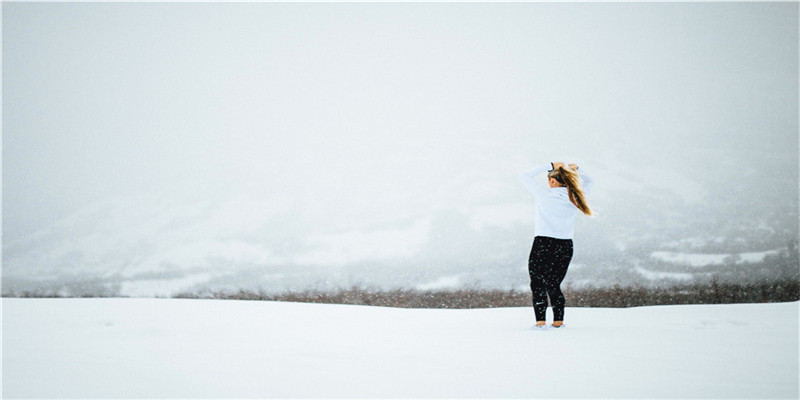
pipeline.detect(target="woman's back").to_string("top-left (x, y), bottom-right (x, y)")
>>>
top-left (533, 186), bottom-right (581, 239)
top-left (519, 163), bottom-right (594, 239)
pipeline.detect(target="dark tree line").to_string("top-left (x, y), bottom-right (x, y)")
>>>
top-left (172, 280), bottom-right (799, 309)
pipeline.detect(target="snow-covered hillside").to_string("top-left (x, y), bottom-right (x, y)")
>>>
top-left (4, 184), bottom-right (797, 298)
top-left (3, 299), bottom-right (798, 398)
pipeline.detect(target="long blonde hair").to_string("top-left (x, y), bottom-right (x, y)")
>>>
top-left (548, 166), bottom-right (592, 216)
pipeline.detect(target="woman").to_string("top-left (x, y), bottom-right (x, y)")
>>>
top-left (519, 162), bottom-right (594, 328)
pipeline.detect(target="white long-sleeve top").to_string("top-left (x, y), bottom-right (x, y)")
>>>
top-left (519, 164), bottom-right (595, 240)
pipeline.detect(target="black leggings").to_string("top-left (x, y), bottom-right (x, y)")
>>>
top-left (528, 236), bottom-right (574, 322)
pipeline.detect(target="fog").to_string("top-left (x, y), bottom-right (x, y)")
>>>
top-left (3, 2), bottom-right (798, 296)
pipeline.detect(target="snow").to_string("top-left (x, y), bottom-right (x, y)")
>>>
top-left (2, 298), bottom-right (798, 399)
top-left (739, 249), bottom-right (783, 263)
top-left (651, 251), bottom-right (729, 267)
top-left (635, 266), bottom-right (695, 281)
top-left (650, 249), bottom-right (784, 268)
top-left (415, 275), bottom-right (462, 291)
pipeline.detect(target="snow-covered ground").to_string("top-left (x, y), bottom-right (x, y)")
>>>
top-left (2, 298), bottom-right (798, 399)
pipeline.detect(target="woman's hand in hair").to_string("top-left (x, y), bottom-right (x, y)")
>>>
top-left (552, 162), bottom-right (565, 170)
top-left (568, 163), bottom-right (578, 171)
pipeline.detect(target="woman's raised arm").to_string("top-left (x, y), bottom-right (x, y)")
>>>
top-left (519, 164), bottom-right (551, 197)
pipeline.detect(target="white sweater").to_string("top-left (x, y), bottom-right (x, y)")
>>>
top-left (519, 164), bottom-right (595, 240)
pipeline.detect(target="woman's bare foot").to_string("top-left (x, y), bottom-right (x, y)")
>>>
top-left (552, 321), bottom-right (564, 328)
top-left (535, 321), bottom-right (546, 327)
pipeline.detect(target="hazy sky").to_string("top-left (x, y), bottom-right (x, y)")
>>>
top-left (3, 2), bottom-right (798, 286)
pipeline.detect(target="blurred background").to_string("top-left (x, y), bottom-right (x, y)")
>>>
top-left (3, 2), bottom-right (798, 297)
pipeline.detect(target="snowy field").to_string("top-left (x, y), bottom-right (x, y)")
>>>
top-left (2, 299), bottom-right (798, 399)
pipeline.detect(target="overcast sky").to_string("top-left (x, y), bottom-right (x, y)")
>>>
top-left (4, 2), bottom-right (798, 254)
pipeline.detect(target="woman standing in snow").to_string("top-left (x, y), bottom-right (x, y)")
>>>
top-left (520, 162), bottom-right (594, 328)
